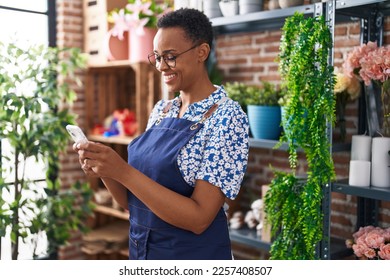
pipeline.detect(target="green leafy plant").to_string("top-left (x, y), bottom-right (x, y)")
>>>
top-left (224, 81), bottom-right (253, 112)
top-left (264, 12), bottom-right (336, 259)
top-left (245, 81), bottom-right (282, 106)
top-left (0, 42), bottom-right (95, 259)
top-left (225, 81), bottom-right (281, 110)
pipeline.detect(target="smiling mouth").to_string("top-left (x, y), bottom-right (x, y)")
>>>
top-left (164, 73), bottom-right (176, 83)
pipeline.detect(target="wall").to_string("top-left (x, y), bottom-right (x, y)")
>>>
top-left (56, 0), bottom-right (390, 259)
top-left (57, 0), bottom-right (88, 260)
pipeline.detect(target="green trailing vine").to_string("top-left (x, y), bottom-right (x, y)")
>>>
top-left (264, 12), bottom-right (336, 259)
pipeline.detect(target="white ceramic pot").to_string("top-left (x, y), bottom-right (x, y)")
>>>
top-left (239, 0), bottom-right (263, 14)
top-left (278, 0), bottom-right (304, 9)
top-left (219, 1), bottom-right (239, 17)
top-left (203, 0), bottom-right (222, 18)
top-left (370, 137), bottom-right (390, 188)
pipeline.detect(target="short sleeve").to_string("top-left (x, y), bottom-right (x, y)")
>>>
top-left (146, 100), bottom-right (164, 130)
top-left (195, 100), bottom-right (249, 200)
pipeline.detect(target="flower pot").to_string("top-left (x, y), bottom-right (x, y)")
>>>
top-left (219, 1), bottom-right (239, 17)
top-left (370, 137), bottom-right (390, 188)
top-left (239, 0), bottom-right (263, 15)
top-left (278, 0), bottom-right (304, 9)
top-left (247, 105), bottom-right (281, 140)
top-left (268, 0), bottom-right (280, 10)
top-left (104, 31), bottom-right (129, 61)
top-left (203, 0), bottom-right (223, 18)
top-left (129, 27), bottom-right (157, 63)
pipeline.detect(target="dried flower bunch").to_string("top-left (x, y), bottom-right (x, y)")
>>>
top-left (334, 67), bottom-right (361, 100)
top-left (333, 67), bottom-right (361, 141)
top-left (346, 225), bottom-right (390, 260)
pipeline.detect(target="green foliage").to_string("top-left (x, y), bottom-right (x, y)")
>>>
top-left (0, 42), bottom-right (94, 259)
top-left (264, 12), bottom-right (336, 260)
top-left (245, 81), bottom-right (282, 106)
top-left (225, 81), bottom-right (282, 111)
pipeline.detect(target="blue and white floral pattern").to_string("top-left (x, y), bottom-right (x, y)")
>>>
top-left (146, 86), bottom-right (249, 199)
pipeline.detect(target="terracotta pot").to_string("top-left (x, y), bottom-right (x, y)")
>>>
top-left (268, 0), bottom-right (280, 10)
top-left (103, 31), bottom-right (129, 61)
top-left (129, 27), bottom-right (157, 63)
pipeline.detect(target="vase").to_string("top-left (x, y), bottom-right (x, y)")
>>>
top-left (364, 80), bottom-right (390, 137)
top-left (370, 137), bottom-right (390, 188)
top-left (335, 91), bottom-right (348, 142)
top-left (381, 80), bottom-right (390, 137)
top-left (129, 27), bottom-right (157, 63)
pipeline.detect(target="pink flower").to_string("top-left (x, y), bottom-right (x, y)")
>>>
top-left (378, 243), bottom-right (390, 260)
top-left (365, 230), bottom-right (385, 249)
top-left (363, 247), bottom-right (377, 259)
top-left (342, 41), bottom-right (378, 78)
top-left (348, 225), bottom-right (390, 260)
top-left (359, 46), bottom-right (390, 85)
top-left (126, 0), bottom-right (153, 19)
top-left (107, 0), bottom-right (172, 38)
top-left (352, 243), bottom-right (365, 258)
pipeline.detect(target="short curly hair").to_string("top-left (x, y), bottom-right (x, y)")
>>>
top-left (157, 8), bottom-right (214, 50)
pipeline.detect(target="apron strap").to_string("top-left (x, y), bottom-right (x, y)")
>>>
top-left (155, 96), bottom-right (230, 128)
top-left (155, 101), bottom-right (173, 125)
top-left (190, 96), bottom-right (229, 131)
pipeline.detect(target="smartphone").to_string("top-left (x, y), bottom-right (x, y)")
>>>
top-left (66, 124), bottom-right (88, 144)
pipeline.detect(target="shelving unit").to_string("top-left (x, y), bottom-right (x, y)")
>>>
top-left (211, 0), bottom-right (390, 259)
top-left (82, 61), bottom-right (162, 259)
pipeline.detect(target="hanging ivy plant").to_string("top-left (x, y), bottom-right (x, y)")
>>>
top-left (264, 12), bottom-right (336, 259)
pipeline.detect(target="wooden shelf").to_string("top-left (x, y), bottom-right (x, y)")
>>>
top-left (88, 60), bottom-right (149, 69)
top-left (88, 134), bottom-right (136, 145)
top-left (94, 204), bottom-right (129, 220)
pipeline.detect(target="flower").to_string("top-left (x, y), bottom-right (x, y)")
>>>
top-left (342, 42), bottom-right (390, 136)
top-left (334, 68), bottom-right (361, 100)
top-left (342, 41), bottom-right (378, 79)
top-left (346, 225), bottom-right (390, 260)
top-left (333, 67), bottom-right (361, 141)
top-left (357, 46), bottom-right (390, 86)
top-left (108, 0), bottom-right (172, 37)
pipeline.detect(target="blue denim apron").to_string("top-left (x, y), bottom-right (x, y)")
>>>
top-left (127, 98), bottom-right (232, 260)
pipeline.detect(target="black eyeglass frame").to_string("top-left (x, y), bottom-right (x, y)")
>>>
top-left (147, 44), bottom-right (199, 69)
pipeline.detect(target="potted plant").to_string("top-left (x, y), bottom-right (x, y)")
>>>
top-left (0, 42), bottom-right (95, 259)
top-left (224, 81), bottom-right (253, 113)
top-left (107, 0), bottom-right (173, 63)
top-left (245, 81), bottom-right (283, 140)
top-left (264, 12), bottom-right (336, 259)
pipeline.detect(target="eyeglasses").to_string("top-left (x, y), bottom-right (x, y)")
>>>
top-left (147, 45), bottom-right (198, 69)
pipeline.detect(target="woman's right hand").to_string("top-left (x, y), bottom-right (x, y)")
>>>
top-left (73, 141), bottom-right (100, 177)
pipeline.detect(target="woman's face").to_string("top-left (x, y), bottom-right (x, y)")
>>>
top-left (152, 27), bottom-right (200, 93)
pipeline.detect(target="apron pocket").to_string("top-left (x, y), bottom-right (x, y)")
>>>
top-left (129, 224), bottom-right (150, 260)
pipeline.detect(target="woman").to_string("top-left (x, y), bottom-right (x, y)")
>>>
top-left (75, 8), bottom-right (249, 260)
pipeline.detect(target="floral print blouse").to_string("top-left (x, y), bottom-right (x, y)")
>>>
top-left (145, 86), bottom-right (249, 200)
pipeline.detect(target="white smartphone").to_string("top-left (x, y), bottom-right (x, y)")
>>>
top-left (66, 124), bottom-right (88, 144)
